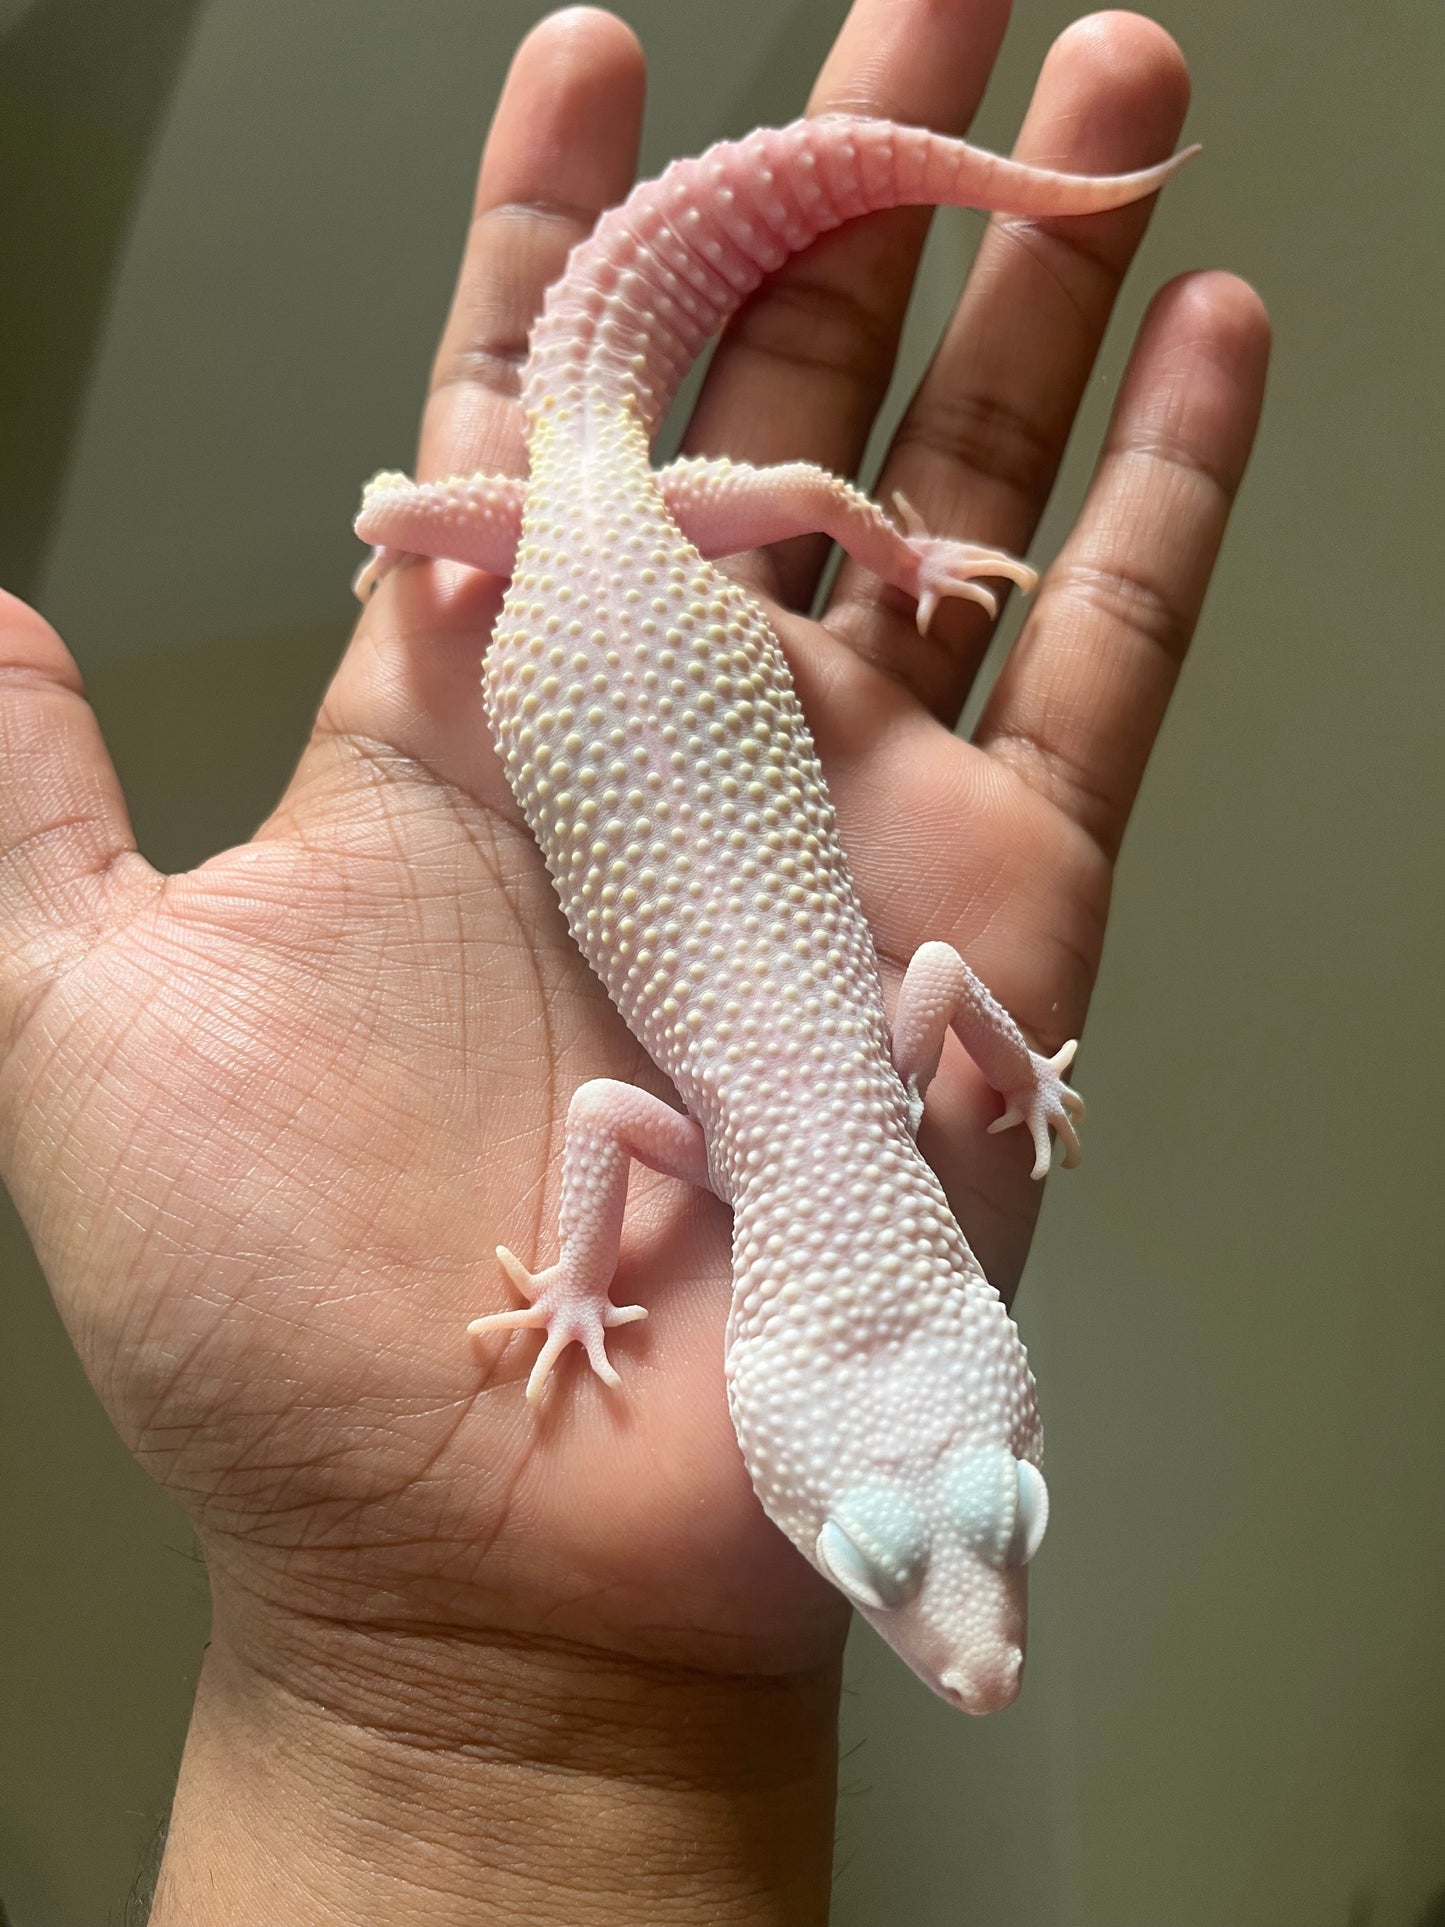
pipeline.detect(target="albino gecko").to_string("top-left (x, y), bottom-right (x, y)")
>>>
top-left (354, 117), bottom-right (1191, 1713)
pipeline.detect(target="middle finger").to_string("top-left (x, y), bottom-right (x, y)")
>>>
top-left (680, 0), bottom-right (1012, 613)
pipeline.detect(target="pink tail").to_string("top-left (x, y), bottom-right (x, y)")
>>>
top-left (523, 115), bottom-right (1196, 434)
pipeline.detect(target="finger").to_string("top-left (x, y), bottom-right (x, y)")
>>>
top-left (681, 0), bottom-right (1011, 612)
top-left (829, 10), bottom-right (1191, 720)
top-left (975, 270), bottom-right (1270, 858)
top-left (0, 592), bottom-right (157, 1053)
top-left (416, 6), bottom-right (645, 483)
top-left (286, 12), bottom-right (646, 831)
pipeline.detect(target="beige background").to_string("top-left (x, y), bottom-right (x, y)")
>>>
top-left (1, 1), bottom-right (1441, 1922)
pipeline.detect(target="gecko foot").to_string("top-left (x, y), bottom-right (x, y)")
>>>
top-left (469, 1246), bottom-right (648, 1402)
top-left (893, 492), bottom-right (1038, 634)
top-left (987, 1041), bottom-right (1086, 1180)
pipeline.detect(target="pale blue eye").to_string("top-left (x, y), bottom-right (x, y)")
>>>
top-left (815, 1486), bottom-right (928, 1609)
top-left (943, 1445), bottom-right (1049, 1567)
top-left (1012, 1461), bottom-right (1049, 1564)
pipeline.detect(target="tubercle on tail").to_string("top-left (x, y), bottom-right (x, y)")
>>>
top-left (521, 116), bottom-right (1197, 437)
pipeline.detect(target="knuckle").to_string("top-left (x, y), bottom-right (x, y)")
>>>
top-left (892, 386), bottom-right (1058, 506)
top-left (1048, 554), bottom-right (1194, 663)
top-left (995, 209), bottom-right (1124, 289)
top-left (724, 270), bottom-right (899, 393)
top-left (429, 198), bottom-right (602, 403)
top-left (1005, 726), bottom-right (1122, 833)
top-left (429, 338), bottom-right (529, 406)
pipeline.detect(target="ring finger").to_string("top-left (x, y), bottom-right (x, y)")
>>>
top-left (827, 10), bottom-right (1192, 722)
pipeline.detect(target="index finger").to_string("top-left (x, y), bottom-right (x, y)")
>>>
top-left (416, 7), bottom-right (645, 484)
top-left (276, 11), bottom-right (646, 833)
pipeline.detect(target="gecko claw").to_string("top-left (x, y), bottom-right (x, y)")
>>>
top-left (493, 1244), bottom-right (539, 1301)
top-left (352, 543), bottom-right (407, 603)
top-left (987, 1042), bottom-right (1085, 1179)
top-left (893, 490), bottom-right (1036, 635)
top-left (893, 490), bottom-right (927, 538)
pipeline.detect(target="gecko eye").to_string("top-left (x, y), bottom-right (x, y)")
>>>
top-left (942, 1445), bottom-right (1049, 1568)
top-left (815, 1486), bottom-right (928, 1610)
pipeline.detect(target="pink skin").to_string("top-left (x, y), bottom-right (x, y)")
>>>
top-left (0, 3), bottom-right (1267, 1909)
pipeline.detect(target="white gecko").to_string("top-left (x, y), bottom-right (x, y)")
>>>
top-left (355, 116), bottom-right (1191, 1713)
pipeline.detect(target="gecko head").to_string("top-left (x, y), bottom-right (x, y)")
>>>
top-left (814, 1443), bottom-right (1049, 1715)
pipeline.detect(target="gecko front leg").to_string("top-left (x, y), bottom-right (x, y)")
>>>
top-left (472, 1078), bottom-right (713, 1401)
top-left (892, 940), bottom-right (1085, 1177)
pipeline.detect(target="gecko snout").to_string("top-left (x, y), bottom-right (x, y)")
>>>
top-left (810, 1446), bottom-right (1047, 1712)
top-left (941, 1644), bottom-right (1025, 1716)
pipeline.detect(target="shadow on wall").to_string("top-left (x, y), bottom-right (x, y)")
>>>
top-left (0, 0), bottom-right (204, 600)
top-left (1345, 1892), bottom-right (1445, 1927)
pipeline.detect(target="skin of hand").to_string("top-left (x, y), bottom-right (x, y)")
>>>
top-left (0, 4), bottom-right (1267, 1922)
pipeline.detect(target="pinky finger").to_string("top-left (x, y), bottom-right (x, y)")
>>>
top-left (975, 272), bottom-right (1269, 861)
top-left (0, 593), bottom-right (156, 1052)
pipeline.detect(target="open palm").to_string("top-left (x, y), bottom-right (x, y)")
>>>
top-left (0, 2), bottom-right (1265, 1695)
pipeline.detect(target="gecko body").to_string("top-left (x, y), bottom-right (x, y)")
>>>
top-left (356, 117), bottom-right (1190, 1710)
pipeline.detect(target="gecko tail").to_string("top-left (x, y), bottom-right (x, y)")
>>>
top-left (523, 118), bottom-right (1198, 433)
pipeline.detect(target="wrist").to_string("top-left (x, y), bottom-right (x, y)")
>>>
top-left (149, 1600), bottom-right (841, 1927)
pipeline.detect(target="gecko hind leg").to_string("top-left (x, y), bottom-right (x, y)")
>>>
top-left (656, 456), bottom-right (1037, 635)
top-left (891, 940), bottom-right (1085, 1178)
top-left (470, 1079), bottom-right (713, 1402)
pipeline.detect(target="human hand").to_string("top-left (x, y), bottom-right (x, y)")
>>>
top-left (0, 3), bottom-right (1266, 1920)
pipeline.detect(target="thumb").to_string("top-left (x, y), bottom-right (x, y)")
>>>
top-left (0, 590), bottom-right (158, 1056)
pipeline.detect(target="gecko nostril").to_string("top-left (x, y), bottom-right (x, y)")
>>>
top-left (999, 1646), bottom-right (1024, 1697)
top-left (941, 1647), bottom-right (1024, 1715)
top-left (940, 1669), bottom-right (978, 1712)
